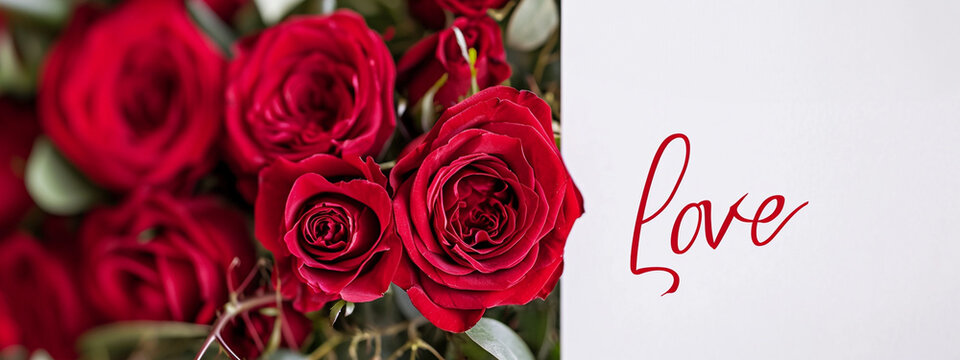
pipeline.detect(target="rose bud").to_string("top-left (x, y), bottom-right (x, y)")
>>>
top-left (39, 0), bottom-right (226, 193)
top-left (391, 86), bottom-right (583, 332)
top-left (0, 99), bottom-right (39, 234)
top-left (256, 154), bottom-right (401, 312)
top-left (79, 193), bottom-right (256, 324)
top-left (436, 0), bottom-right (508, 17)
top-left (0, 232), bottom-right (92, 359)
top-left (397, 16), bottom-right (510, 111)
top-left (226, 11), bottom-right (396, 201)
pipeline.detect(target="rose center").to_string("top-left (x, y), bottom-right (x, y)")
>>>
top-left (451, 175), bottom-right (514, 247)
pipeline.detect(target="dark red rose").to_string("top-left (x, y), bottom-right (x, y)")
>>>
top-left (436, 0), bottom-right (508, 17)
top-left (202, 0), bottom-right (248, 21)
top-left (398, 16), bottom-right (510, 110)
top-left (0, 232), bottom-right (92, 359)
top-left (40, 0), bottom-right (226, 193)
top-left (226, 11), bottom-right (396, 201)
top-left (391, 86), bottom-right (583, 332)
top-left (222, 301), bottom-right (312, 359)
top-left (256, 154), bottom-right (401, 312)
top-left (407, 0), bottom-right (447, 30)
top-left (0, 99), bottom-right (39, 234)
top-left (80, 193), bottom-right (256, 324)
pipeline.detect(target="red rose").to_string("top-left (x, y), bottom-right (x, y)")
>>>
top-left (201, 0), bottom-right (248, 21)
top-left (0, 99), bottom-right (39, 234)
top-left (256, 155), bottom-right (401, 312)
top-left (407, 0), bottom-right (447, 30)
top-left (222, 301), bottom-right (312, 359)
top-left (391, 86), bottom-right (583, 332)
top-left (0, 232), bottom-right (92, 359)
top-left (40, 0), bottom-right (226, 193)
top-left (436, 0), bottom-right (508, 17)
top-left (80, 193), bottom-right (256, 324)
top-left (397, 16), bottom-right (510, 109)
top-left (226, 11), bottom-right (396, 201)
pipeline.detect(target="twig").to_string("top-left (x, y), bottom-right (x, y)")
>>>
top-left (193, 294), bottom-right (276, 360)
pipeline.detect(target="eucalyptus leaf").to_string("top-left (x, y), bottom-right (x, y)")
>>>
top-left (464, 318), bottom-right (535, 360)
top-left (263, 349), bottom-right (308, 360)
top-left (25, 137), bottom-right (101, 216)
top-left (186, 0), bottom-right (236, 56)
top-left (505, 0), bottom-right (559, 51)
top-left (391, 284), bottom-right (424, 320)
top-left (343, 301), bottom-right (355, 318)
top-left (255, 0), bottom-right (304, 25)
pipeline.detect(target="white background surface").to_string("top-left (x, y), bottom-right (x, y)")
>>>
top-left (560, 1), bottom-right (960, 358)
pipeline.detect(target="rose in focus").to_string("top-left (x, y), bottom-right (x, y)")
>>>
top-left (391, 86), bottom-right (583, 332)
top-left (256, 155), bottom-right (402, 312)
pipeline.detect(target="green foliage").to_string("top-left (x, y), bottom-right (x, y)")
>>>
top-left (465, 318), bottom-right (535, 360)
top-left (24, 137), bottom-right (103, 216)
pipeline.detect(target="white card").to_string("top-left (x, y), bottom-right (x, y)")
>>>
top-left (561, 0), bottom-right (960, 358)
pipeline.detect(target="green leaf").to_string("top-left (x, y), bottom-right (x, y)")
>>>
top-left (255, 0), bottom-right (304, 25)
top-left (263, 349), bottom-right (308, 360)
top-left (0, 0), bottom-right (69, 24)
top-left (0, 30), bottom-right (32, 95)
top-left (186, 0), bottom-right (237, 57)
top-left (505, 0), bottom-right (559, 51)
top-left (24, 137), bottom-right (101, 215)
top-left (78, 321), bottom-right (210, 352)
top-left (391, 284), bottom-right (424, 320)
top-left (329, 300), bottom-right (345, 325)
top-left (464, 318), bottom-right (535, 360)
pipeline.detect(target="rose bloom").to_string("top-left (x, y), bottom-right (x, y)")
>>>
top-left (436, 0), bottom-right (508, 17)
top-left (391, 87), bottom-right (583, 332)
top-left (0, 99), bottom-right (39, 234)
top-left (226, 11), bottom-right (396, 200)
top-left (0, 232), bottom-right (92, 359)
top-left (40, 0), bottom-right (225, 193)
top-left (397, 16), bottom-right (510, 110)
top-left (80, 193), bottom-right (256, 324)
top-left (256, 155), bottom-right (401, 312)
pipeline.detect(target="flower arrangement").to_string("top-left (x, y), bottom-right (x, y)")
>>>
top-left (0, 0), bottom-right (575, 359)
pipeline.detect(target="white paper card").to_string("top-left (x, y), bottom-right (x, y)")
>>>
top-left (561, 1), bottom-right (960, 358)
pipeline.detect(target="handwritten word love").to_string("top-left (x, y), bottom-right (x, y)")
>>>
top-left (630, 133), bottom-right (808, 295)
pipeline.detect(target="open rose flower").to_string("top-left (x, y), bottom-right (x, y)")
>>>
top-left (80, 193), bottom-right (256, 324)
top-left (226, 11), bottom-right (396, 201)
top-left (436, 0), bottom-right (508, 17)
top-left (397, 16), bottom-right (510, 110)
top-left (0, 232), bottom-right (92, 359)
top-left (256, 154), bottom-right (402, 312)
top-left (39, 0), bottom-right (225, 193)
top-left (391, 86), bottom-right (583, 332)
top-left (0, 99), bottom-right (39, 234)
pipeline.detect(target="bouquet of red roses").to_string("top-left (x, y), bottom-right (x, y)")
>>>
top-left (0, 0), bottom-right (577, 358)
